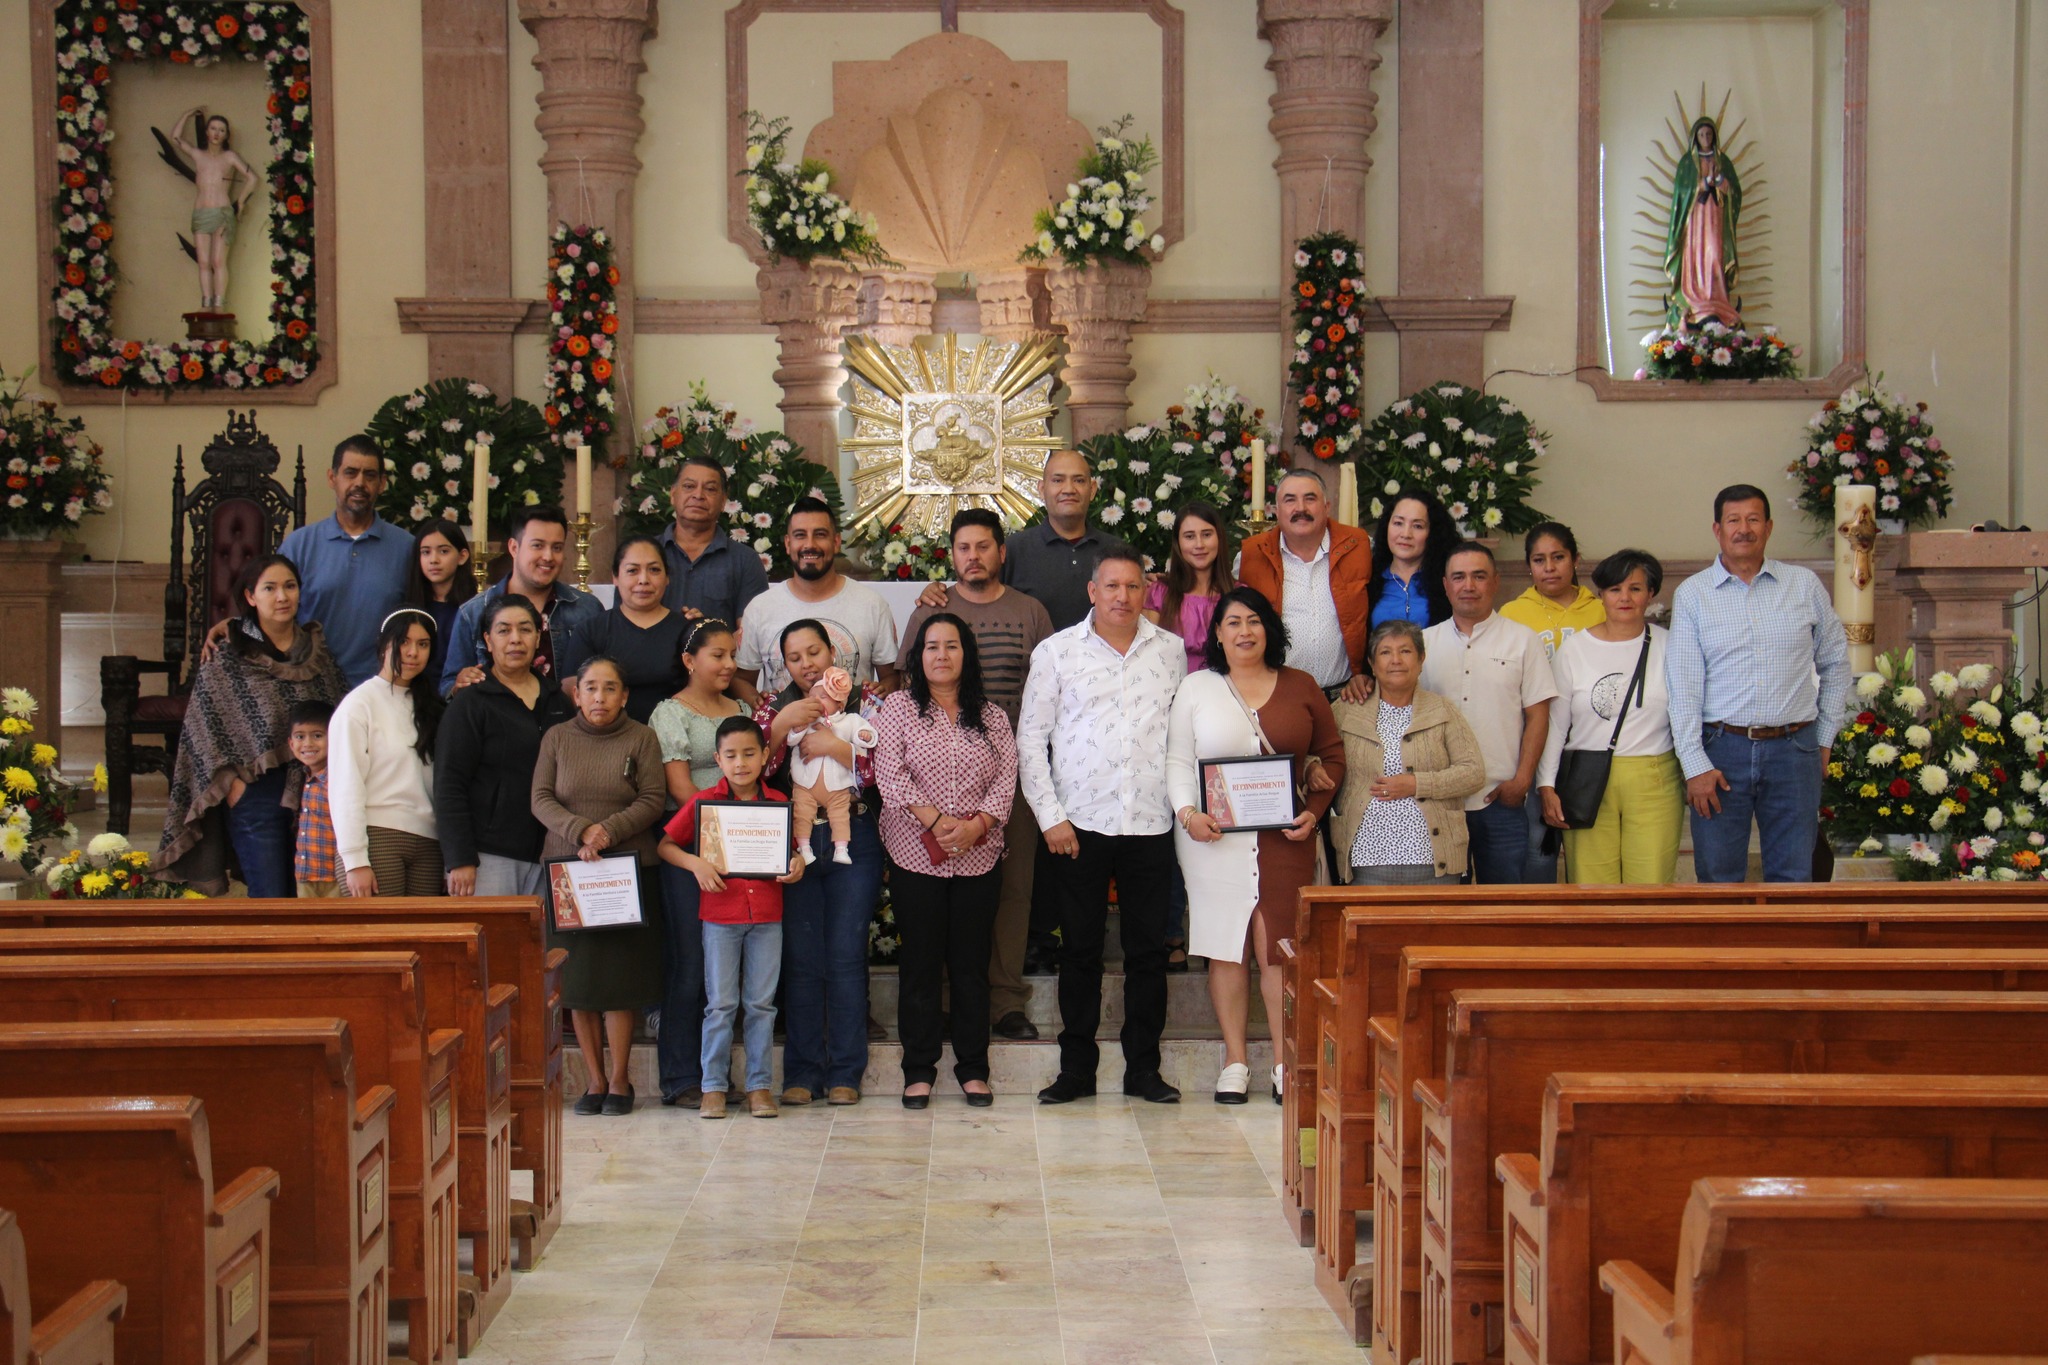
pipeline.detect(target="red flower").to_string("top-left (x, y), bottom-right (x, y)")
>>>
top-left (290, 80), bottom-right (310, 101)
top-left (1889, 778), bottom-right (1912, 799)
top-left (600, 314), bottom-right (619, 334)
top-left (543, 405), bottom-right (562, 427)
top-left (1834, 431), bottom-right (1857, 452)
top-left (1855, 711), bottom-right (1875, 725)
top-left (283, 319), bottom-right (309, 340)
top-left (215, 14), bottom-right (240, 36)
top-left (91, 222), bottom-right (113, 242)
top-left (63, 170), bottom-right (85, 189)
top-left (90, 16), bottom-right (107, 32)
top-left (267, 93), bottom-right (280, 115)
top-left (170, 50), bottom-right (191, 63)
top-left (63, 264), bottom-right (85, 286)
top-left (6, 477), bottom-right (27, 491)
top-left (120, 341), bottom-right (141, 361)
top-left (58, 95), bottom-right (77, 113)
top-left (1313, 437), bottom-right (1337, 460)
top-left (660, 430), bottom-right (681, 449)
top-left (606, 266), bottom-right (620, 285)
top-left (286, 194), bottom-right (306, 214)
top-left (1297, 281), bottom-right (1316, 298)
top-left (98, 367), bottom-right (121, 386)
top-left (263, 367), bottom-right (283, 384)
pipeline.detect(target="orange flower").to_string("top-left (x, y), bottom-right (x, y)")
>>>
top-left (120, 341), bottom-right (140, 361)
top-left (215, 14), bottom-right (240, 37)
top-left (600, 315), bottom-right (619, 335)
top-left (290, 80), bottom-right (310, 101)
top-left (591, 358), bottom-right (613, 382)
top-left (267, 93), bottom-right (280, 116)
top-left (285, 319), bottom-right (310, 340)
top-left (661, 430), bottom-right (682, 449)
top-left (1300, 393), bottom-right (1319, 410)
top-left (2016, 849), bottom-right (2042, 870)
top-left (1298, 281), bottom-right (1316, 298)
top-left (1337, 292), bottom-right (1355, 309)
top-left (63, 264), bottom-right (84, 286)
top-left (1313, 437), bottom-right (1337, 460)
top-left (263, 367), bottom-right (283, 384)
top-left (64, 170), bottom-right (86, 189)
top-left (1325, 323), bottom-right (1346, 343)
top-left (606, 267), bottom-right (620, 285)
top-left (1874, 458), bottom-right (1890, 476)
top-left (170, 50), bottom-right (191, 63)
top-left (542, 405), bottom-right (562, 427)
top-left (92, 222), bottom-right (113, 242)
top-left (98, 367), bottom-right (121, 386)
top-left (1834, 431), bottom-right (1857, 452)
top-left (567, 335), bottom-right (591, 357)
top-left (7, 476), bottom-right (28, 490)
top-left (180, 357), bottom-right (205, 381)
top-left (285, 195), bottom-right (306, 215)
top-left (60, 336), bottom-right (80, 355)
top-left (59, 95), bottom-right (77, 113)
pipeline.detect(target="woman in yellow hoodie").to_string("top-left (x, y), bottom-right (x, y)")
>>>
top-left (1501, 522), bottom-right (1605, 882)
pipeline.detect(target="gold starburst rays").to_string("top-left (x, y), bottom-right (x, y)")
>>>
top-left (843, 333), bottom-right (1062, 538)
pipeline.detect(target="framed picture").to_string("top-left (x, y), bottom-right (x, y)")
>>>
top-left (695, 800), bottom-right (794, 880)
top-left (543, 855), bottom-right (645, 932)
top-left (1198, 755), bottom-right (1299, 833)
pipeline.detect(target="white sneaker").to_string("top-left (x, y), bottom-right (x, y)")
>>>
top-left (1214, 1062), bottom-right (1250, 1105)
top-left (1272, 1064), bottom-right (1285, 1103)
top-left (832, 844), bottom-right (853, 865)
top-left (799, 843), bottom-right (817, 865)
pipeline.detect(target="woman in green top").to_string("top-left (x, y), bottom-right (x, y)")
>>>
top-left (644, 618), bottom-right (750, 1107)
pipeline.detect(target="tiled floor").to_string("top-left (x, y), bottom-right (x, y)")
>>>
top-left (469, 1096), bottom-right (1360, 1365)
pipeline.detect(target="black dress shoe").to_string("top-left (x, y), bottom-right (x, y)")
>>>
top-left (1037, 1073), bottom-right (1096, 1104)
top-left (573, 1088), bottom-right (607, 1116)
top-left (964, 1087), bottom-right (995, 1108)
top-left (602, 1084), bottom-right (635, 1116)
top-left (992, 1011), bottom-right (1040, 1041)
top-left (901, 1089), bottom-right (931, 1110)
top-left (1123, 1073), bottom-right (1181, 1104)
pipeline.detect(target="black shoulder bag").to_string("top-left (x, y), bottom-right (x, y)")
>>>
top-left (1554, 633), bottom-right (1651, 830)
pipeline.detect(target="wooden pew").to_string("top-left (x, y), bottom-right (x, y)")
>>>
top-left (0, 1019), bottom-right (395, 1365)
top-left (0, 952), bottom-right (463, 1365)
top-left (1495, 1072), bottom-right (2048, 1365)
top-left (1601, 1178), bottom-right (2048, 1365)
top-left (1278, 882), bottom-right (2048, 1246)
top-left (1913, 1358), bottom-right (2048, 1364)
top-left (1351, 946), bottom-right (2048, 1361)
top-left (0, 924), bottom-right (515, 1349)
top-left (0, 1208), bottom-right (126, 1365)
top-left (0, 1096), bottom-right (278, 1365)
top-left (0, 897), bottom-right (565, 1271)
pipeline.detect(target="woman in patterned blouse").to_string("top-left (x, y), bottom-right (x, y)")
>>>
top-left (873, 614), bottom-right (1017, 1109)
top-left (1331, 621), bottom-right (1486, 887)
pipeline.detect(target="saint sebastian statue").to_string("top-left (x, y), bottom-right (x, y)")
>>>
top-left (171, 108), bottom-right (256, 312)
top-left (1663, 115), bottom-right (1743, 331)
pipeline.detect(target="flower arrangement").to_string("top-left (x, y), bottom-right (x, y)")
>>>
top-left (37, 832), bottom-right (199, 899)
top-left (366, 379), bottom-right (557, 532)
top-left (1287, 232), bottom-right (1369, 461)
top-left (542, 223), bottom-right (617, 452)
top-left (1354, 383), bottom-right (1548, 535)
top-left (0, 370), bottom-right (113, 535)
top-left (0, 689), bottom-right (77, 869)
top-left (1636, 322), bottom-right (1800, 383)
top-left (742, 112), bottom-right (893, 267)
top-left (615, 385), bottom-right (843, 577)
top-left (1896, 830), bottom-right (2048, 883)
top-left (1788, 376), bottom-right (1953, 528)
top-left (1019, 116), bottom-right (1165, 268)
top-left (50, 1), bottom-right (320, 392)
top-left (1076, 383), bottom-right (1264, 574)
top-left (860, 523), bottom-right (971, 583)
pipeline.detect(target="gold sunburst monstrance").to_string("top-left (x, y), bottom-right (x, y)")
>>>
top-left (843, 333), bottom-right (1062, 538)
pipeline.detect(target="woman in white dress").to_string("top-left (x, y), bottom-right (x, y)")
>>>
top-left (1167, 587), bottom-right (1344, 1104)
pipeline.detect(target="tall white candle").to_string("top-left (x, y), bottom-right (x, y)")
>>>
top-left (1337, 463), bottom-right (1358, 527)
top-left (1249, 439), bottom-right (1266, 521)
top-left (470, 440), bottom-right (489, 553)
top-left (571, 435), bottom-right (592, 518)
top-left (1833, 483), bottom-right (1879, 674)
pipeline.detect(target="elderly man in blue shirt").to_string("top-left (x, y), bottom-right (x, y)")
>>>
top-left (657, 452), bottom-right (769, 627)
top-left (441, 503), bottom-right (604, 695)
top-left (276, 435), bottom-right (415, 687)
top-left (1666, 483), bottom-right (1851, 882)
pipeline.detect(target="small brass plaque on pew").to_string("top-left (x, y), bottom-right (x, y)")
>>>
top-left (433, 1096), bottom-right (452, 1136)
top-left (1426, 1157), bottom-right (1443, 1204)
top-left (492, 1043), bottom-right (509, 1078)
top-left (1323, 1037), bottom-right (1335, 1069)
top-left (361, 1167), bottom-right (383, 1221)
top-left (1299, 1128), bottom-right (1317, 1169)
top-left (1282, 990), bottom-right (1293, 1020)
top-left (1513, 1250), bottom-right (1537, 1307)
top-left (1376, 1088), bottom-right (1392, 1128)
top-left (228, 1273), bottom-right (256, 1325)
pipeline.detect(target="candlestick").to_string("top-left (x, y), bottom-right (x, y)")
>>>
top-left (571, 435), bottom-right (592, 518)
top-left (471, 540), bottom-right (492, 596)
top-left (469, 440), bottom-right (490, 562)
top-left (573, 512), bottom-right (594, 591)
top-left (1337, 462), bottom-right (1358, 527)
top-left (1833, 483), bottom-right (1880, 674)
top-left (1248, 438), bottom-right (1266, 521)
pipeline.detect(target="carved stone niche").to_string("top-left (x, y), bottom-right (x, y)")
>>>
top-left (803, 33), bottom-right (1094, 336)
top-left (1576, 0), bottom-right (1867, 401)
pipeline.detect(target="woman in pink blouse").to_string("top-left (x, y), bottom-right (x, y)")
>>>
top-left (873, 613), bottom-right (1017, 1109)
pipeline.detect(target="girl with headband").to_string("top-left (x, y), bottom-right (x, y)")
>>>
top-left (328, 607), bottom-right (447, 896)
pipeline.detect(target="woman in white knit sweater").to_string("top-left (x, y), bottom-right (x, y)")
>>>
top-left (329, 608), bottom-right (446, 896)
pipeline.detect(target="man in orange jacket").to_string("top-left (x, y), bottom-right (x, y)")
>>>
top-left (1236, 469), bottom-right (1373, 702)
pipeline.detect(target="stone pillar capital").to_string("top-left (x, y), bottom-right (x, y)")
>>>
top-left (1046, 260), bottom-right (1152, 444)
top-left (758, 259), bottom-right (863, 469)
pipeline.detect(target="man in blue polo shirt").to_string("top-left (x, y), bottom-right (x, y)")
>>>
top-left (277, 435), bottom-right (415, 687)
top-left (658, 452), bottom-right (769, 627)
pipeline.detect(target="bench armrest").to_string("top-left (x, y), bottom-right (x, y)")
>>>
top-left (29, 1279), bottom-right (126, 1365)
top-left (1278, 937), bottom-right (1298, 964)
top-left (1413, 1075), bottom-right (1448, 1117)
top-left (356, 1084), bottom-right (398, 1132)
top-left (488, 982), bottom-right (520, 1012)
top-left (1496, 1152), bottom-right (1542, 1207)
top-left (1600, 1259), bottom-right (1676, 1365)
top-left (212, 1165), bottom-right (283, 1227)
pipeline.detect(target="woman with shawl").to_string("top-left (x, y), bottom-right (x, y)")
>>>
top-left (158, 553), bottom-right (347, 895)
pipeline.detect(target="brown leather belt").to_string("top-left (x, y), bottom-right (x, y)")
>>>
top-left (1705, 719), bottom-right (1814, 741)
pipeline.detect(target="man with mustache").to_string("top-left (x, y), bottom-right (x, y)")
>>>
top-left (1236, 469), bottom-right (1373, 704)
top-left (734, 497), bottom-right (900, 698)
top-left (274, 435), bottom-right (416, 688)
top-left (1666, 484), bottom-right (1849, 881)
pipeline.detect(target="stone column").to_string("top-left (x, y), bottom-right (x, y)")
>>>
top-left (1046, 261), bottom-right (1152, 445)
top-left (420, 0), bottom-right (516, 394)
top-left (758, 259), bottom-right (863, 468)
top-left (1257, 0), bottom-right (1393, 458)
top-left (850, 271), bottom-right (938, 347)
top-left (977, 268), bottom-right (1051, 342)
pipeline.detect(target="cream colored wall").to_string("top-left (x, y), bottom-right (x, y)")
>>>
top-left (1484, 0), bottom-right (2034, 562)
top-left (0, 0), bottom-right (430, 568)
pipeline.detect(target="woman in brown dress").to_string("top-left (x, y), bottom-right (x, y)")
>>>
top-left (531, 655), bottom-right (668, 1116)
top-left (1166, 586), bottom-right (1344, 1104)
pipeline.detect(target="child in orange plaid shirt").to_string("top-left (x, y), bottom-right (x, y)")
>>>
top-left (289, 701), bottom-right (340, 898)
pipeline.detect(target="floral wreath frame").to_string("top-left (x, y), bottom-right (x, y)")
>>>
top-left (33, 0), bottom-right (336, 404)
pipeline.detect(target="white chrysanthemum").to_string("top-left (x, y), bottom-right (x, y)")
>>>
top-left (1858, 836), bottom-right (1883, 854)
top-left (1865, 743), bottom-right (1899, 767)
top-left (1948, 746), bottom-right (1980, 774)
top-left (1970, 700), bottom-right (2003, 728)
top-left (1959, 663), bottom-right (1995, 690)
top-left (1930, 808), bottom-right (1951, 830)
top-left (1896, 686), bottom-right (1927, 712)
top-left (0, 828), bottom-right (25, 862)
top-left (85, 832), bottom-right (129, 858)
top-left (2014, 712), bottom-right (2043, 738)
top-left (1986, 807), bottom-right (2006, 832)
top-left (1919, 766), bottom-right (1950, 794)
top-left (0, 689), bottom-right (35, 720)
top-left (1929, 671), bottom-right (1960, 698)
top-left (1854, 673), bottom-right (1885, 699)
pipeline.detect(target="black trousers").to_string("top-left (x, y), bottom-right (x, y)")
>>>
top-left (1039, 827), bottom-right (1174, 1082)
top-left (892, 863), bottom-right (1002, 1086)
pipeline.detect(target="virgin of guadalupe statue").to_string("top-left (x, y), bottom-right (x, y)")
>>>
top-left (1663, 115), bottom-right (1743, 331)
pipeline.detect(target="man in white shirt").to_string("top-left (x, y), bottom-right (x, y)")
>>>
top-left (1015, 549), bottom-right (1187, 1105)
top-left (1420, 543), bottom-right (1557, 884)
top-left (735, 496), bottom-right (901, 701)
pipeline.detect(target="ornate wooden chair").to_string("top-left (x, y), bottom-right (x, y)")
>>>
top-left (99, 412), bottom-right (304, 834)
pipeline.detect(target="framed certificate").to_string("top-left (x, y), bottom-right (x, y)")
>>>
top-left (544, 855), bottom-right (645, 932)
top-left (695, 800), bottom-right (794, 879)
top-left (1198, 755), bottom-right (1299, 833)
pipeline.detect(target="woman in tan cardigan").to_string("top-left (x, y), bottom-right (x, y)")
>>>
top-left (1332, 622), bottom-right (1486, 884)
top-left (532, 655), bottom-right (669, 1115)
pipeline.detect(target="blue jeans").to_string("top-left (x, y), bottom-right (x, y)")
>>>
top-left (226, 766), bottom-right (296, 898)
top-left (657, 862), bottom-right (707, 1099)
top-left (1464, 797), bottom-right (1530, 885)
top-left (702, 921), bottom-right (782, 1093)
top-left (1689, 725), bottom-right (1824, 883)
top-left (1523, 790), bottom-right (1559, 884)
top-left (780, 805), bottom-right (883, 1092)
